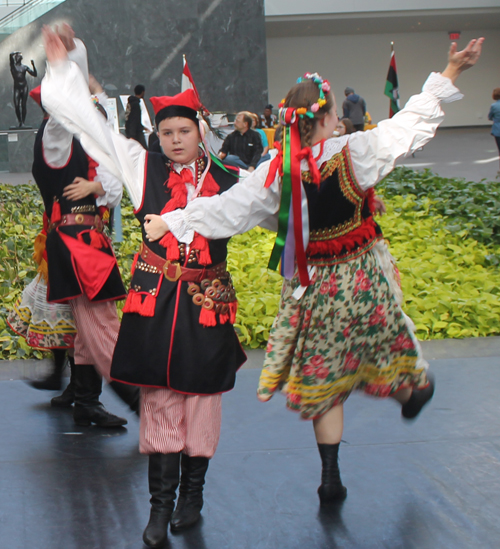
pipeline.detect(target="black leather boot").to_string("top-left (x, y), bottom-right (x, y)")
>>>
top-left (317, 443), bottom-right (347, 506)
top-left (51, 355), bottom-right (76, 408)
top-left (28, 349), bottom-right (67, 391)
top-left (402, 371), bottom-right (435, 420)
top-left (143, 453), bottom-right (181, 548)
top-left (72, 364), bottom-right (127, 427)
top-left (170, 454), bottom-right (209, 532)
top-left (109, 380), bottom-right (140, 415)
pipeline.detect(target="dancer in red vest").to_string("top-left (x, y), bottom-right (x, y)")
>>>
top-left (36, 32), bottom-right (139, 425)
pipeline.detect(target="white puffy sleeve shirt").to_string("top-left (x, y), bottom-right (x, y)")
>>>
top-left (41, 53), bottom-right (462, 243)
top-left (165, 72), bottom-right (462, 244)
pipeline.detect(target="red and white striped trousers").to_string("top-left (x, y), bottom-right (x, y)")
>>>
top-left (69, 295), bottom-right (120, 381)
top-left (140, 387), bottom-right (222, 458)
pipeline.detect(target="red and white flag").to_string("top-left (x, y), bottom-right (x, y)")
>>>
top-left (181, 55), bottom-right (200, 99)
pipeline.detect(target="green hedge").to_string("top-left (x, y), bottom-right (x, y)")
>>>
top-left (1, 167), bottom-right (500, 357)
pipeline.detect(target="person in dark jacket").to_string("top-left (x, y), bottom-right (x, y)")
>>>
top-left (342, 87), bottom-right (367, 131)
top-left (125, 84), bottom-right (148, 149)
top-left (219, 111), bottom-right (263, 172)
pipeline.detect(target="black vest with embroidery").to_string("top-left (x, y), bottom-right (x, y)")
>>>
top-left (32, 119), bottom-right (125, 303)
top-left (134, 154), bottom-right (235, 267)
top-left (302, 147), bottom-right (383, 265)
top-left (110, 152), bottom-right (246, 394)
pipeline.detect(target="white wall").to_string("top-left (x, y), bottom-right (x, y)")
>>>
top-left (266, 28), bottom-right (500, 127)
top-left (265, 0), bottom-right (498, 16)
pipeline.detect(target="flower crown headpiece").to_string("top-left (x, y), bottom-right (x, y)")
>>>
top-left (278, 72), bottom-right (331, 125)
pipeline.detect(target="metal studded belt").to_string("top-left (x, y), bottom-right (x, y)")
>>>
top-left (139, 242), bottom-right (228, 283)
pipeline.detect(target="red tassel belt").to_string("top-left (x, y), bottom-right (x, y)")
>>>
top-left (50, 214), bottom-right (104, 232)
top-left (139, 242), bottom-right (228, 283)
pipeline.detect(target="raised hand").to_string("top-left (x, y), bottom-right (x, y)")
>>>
top-left (442, 38), bottom-right (484, 83)
top-left (43, 26), bottom-right (69, 64)
top-left (56, 23), bottom-right (76, 52)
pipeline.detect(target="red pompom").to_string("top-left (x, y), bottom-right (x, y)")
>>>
top-left (51, 201), bottom-right (61, 224)
top-left (199, 306), bottom-right (217, 327)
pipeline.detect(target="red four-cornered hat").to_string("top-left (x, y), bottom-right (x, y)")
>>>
top-left (150, 89), bottom-right (201, 114)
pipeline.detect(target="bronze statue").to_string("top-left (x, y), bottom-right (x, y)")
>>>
top-left (10, 51), bottom-right (37, 128)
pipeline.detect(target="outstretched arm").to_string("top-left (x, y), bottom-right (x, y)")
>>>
top-left (347, 38), bottom-right (484, 190)
top-left (42, 26), bottom-right (146, 208)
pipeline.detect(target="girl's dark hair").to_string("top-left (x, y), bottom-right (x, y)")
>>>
top-left (493, 88), bottom-right (500, 101)
top-left (283, 79), bottom-right (334, 148)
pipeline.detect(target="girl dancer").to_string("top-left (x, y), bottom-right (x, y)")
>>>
top-left (152, 38), bottom-right (484, 505)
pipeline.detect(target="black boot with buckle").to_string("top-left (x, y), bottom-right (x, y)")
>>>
top-left (143, 452), bottom-right (181, 548)
top-left (51, 355), bottom-right (76, 408)
top-left (72, 364), bottom-right (127, 427)
top-left (317, 443), bottom-right (347, 506)
top-left (109, 380), bottom-right (141, 415)
top-left (170, 454), bottom-right (209, 532)
top-left (402, 371), bottom-right (435, 420)
top-left (28, 348), bottom-right (67, 391)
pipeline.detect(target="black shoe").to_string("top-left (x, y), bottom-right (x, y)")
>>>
top-left (317, 443), bottom-right (347, 506)
top-left (402, 372), bottom-right (435, 420)
top-left (73, 404), bottom-right (127, 427)
top-left (72, 364), bottom-right (127, 428)
top-left (170, 455), bottom-right (209, 532)
top-left (109, 381), bottom-right (140, 415)
top-left (143, 453), bottom-right (181, 548)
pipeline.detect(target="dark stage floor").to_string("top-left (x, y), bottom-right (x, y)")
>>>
top-left (0, 357), bottom-right (499, 549)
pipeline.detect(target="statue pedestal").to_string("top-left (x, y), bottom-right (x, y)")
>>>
top-left (0, 128), bottom-right (37, 173)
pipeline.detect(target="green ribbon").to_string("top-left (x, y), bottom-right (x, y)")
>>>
top-left (209, 153), bottom-right (243, 178)
top-left (268, 127), bottom-right (292, 271)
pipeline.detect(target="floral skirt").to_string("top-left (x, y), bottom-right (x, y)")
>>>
top-left (7, 275), bottom-right (76, 350)
top-left (258, 244), bottom-right (429, 419)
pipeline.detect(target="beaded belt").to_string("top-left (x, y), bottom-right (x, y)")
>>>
top-left (139, 242), bottom-right (228, 283)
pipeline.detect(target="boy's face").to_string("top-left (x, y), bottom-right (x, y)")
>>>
top-left (157, 117), bottom-right (200, 165)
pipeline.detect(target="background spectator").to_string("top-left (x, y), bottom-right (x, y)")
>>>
top-left (249, 112), bottom-right (271, 166)
top-left (260, 104), bottom-right (277, 128)
top-left (335, 118), bottom-right (355, 136)
top-left (219, 111), bottom-right (263, 172)
top-left (488, 87), bottom-right (500, 176)
top-left (125, 84), bottom-right (147, 149)
top-left (342, 87), bottom-right (366, 131)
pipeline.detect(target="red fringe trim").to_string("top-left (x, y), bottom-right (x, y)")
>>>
top-left (199, 306), bottom-right (217, 327)
top-left (192, 233), bottom-right (212, 266)
top-left (219, 312), bottom-right (230, 324)
top-left (122, 289), bottom-right (156, 317)
top-left (159, 232), bottom-right (180, 260)
top-left (51, 201), bottom-right (61, 224)
top-left (229, 301), bottom-right (238, 324)
top-left (90, 229), bottom-right (108, 249)
top-left (141, 293), bottom-right (156, 317)
top-left (307, 218), bottom-right (378, 256)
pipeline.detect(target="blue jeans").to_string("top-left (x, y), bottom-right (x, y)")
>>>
top-left (257, 153), bottom-right (271, 167)
top-left (223, 155), bottom-right (249, 169)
